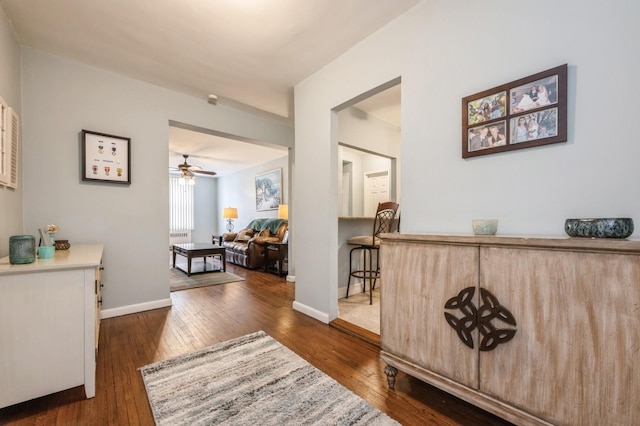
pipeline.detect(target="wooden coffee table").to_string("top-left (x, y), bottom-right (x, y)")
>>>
top-left (172, 243), bottom-right (226, 276)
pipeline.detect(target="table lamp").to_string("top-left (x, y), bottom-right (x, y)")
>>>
top-left (277, 204), bottom-right (288, 220)
top-left (223, 207), bottom-right (238, 232)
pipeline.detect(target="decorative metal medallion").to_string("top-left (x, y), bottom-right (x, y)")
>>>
top-left (444, 287), bottom-right (517, 351)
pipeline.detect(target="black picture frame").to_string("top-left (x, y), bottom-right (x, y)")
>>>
top-left (82, 129), bottom-right (131, 184)
top-left (462, 64), bottom-right (567, 158)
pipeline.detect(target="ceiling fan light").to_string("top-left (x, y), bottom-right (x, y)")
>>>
top-left (179, 173), bottom-right (195, 185)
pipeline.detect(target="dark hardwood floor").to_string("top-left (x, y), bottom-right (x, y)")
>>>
top-left (0, 263), bottom-right (512, 425)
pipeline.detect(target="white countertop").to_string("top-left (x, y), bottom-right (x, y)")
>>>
top-left (0, 244), bottom-right (104, 275)
top-left (338, 216), bottom-right (375, 220)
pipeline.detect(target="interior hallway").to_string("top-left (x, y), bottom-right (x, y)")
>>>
top-left (0, 263), bottom-right (511, 425)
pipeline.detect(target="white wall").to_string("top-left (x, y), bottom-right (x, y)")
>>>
top-left (338, 106), bottom-right (400, 158)
top-left (217, 155), bottom-right (289, 233)
top-left (21, 49), bottom-right (293, 315)
top-left (192, 175), bottom-right (217, 244)
top-left (293, 0), bottom-right (640, 322)
top-left (339, 147), bottom-right (392, 217)
top-left (0, 7), bottom-right (23, 258)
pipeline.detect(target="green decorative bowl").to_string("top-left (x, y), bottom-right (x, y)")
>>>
top-left (564, 218), bottom-right (634, 239)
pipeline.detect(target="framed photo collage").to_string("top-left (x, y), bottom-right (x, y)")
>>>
top-left (462, 64), bottom-right (567, 158)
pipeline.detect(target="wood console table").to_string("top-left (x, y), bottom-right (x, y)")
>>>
top-left (0, 244), bottom-right (104, 409)
top-left (380, 233), bottom-right (640, 426)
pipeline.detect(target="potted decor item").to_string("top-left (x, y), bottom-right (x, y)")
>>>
top-left (46, 224), bottom-right (59, 243)
top-left (9, 235), bottom-right (36, 264)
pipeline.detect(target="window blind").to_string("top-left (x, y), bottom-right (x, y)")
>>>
top-left (169, 176), bottom-right (194, 231)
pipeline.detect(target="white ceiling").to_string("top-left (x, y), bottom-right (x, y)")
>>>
top-left (168, 126), bottom-right (288, 177)
top-left (353, 84), bottom-right (401, 128)
top-left (1, 0), bottom-right (409, 176)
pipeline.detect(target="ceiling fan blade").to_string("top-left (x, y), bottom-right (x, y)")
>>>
top-left (192, 169), bottom-right (217, 176)
top-left (172, 154), bottom-right (217, 176)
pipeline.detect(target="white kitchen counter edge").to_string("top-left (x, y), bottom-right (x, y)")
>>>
top-left (0, 244), bottom-right (104, 275)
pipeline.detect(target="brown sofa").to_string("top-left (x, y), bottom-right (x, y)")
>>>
top-left (222, 218), bottom-right (288, 269)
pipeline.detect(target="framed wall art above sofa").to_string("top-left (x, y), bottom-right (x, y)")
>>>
top-left (255, 168), bottom-right (282, 211)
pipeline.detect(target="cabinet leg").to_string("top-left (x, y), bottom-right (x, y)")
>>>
top-left (384, 365), bottom-right (398, 390)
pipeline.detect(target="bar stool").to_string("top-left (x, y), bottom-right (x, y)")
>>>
top-left (346, 201), bottom-right (399, 304)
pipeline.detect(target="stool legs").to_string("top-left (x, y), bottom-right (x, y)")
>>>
top-left (346, 246), bottom-right (379, 305)
top-left (346, 246), bottom-right (357, 299)
top-left (365, 248), bottom-right (380, 305)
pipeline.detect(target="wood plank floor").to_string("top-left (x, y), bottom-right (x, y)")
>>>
top-left (0, 264), bottom-right (512, 425)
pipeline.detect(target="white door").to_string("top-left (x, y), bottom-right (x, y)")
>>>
top-left (364, 171), bottom-right (389, 216)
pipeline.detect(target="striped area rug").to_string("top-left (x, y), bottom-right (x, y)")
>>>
top-left (169, 268), bottom-right (244, 292)
top-left (140, 331), bottom-right (399, 425)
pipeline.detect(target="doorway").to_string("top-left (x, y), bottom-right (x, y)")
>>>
top-left (167, 121), bottom-right (289, 246)
top-left (333, 79), bottom-right (401, 340)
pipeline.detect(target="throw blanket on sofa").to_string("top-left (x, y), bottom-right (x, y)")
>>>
top-left (246, 218), bottom-right (286, 235)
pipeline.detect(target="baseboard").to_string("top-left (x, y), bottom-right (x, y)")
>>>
top-left (292, 300), bottom-right (329, 324)
top-left (339, 283), bottom-right (364, 298)
top-left (286, 275), bottom-right (295, 282)
top-left (101, 298), bottom-right (173, 319)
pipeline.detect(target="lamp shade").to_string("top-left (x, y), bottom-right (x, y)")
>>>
top-left (277, 204), bottom-right (288, 220)
top-left (223, 207), bottom-right (238, 219)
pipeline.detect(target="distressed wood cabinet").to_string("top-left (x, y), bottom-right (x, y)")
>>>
top-left (380, 234), bottom-right (640, 426)
top-left (0, 244), bottom-right (104, 409)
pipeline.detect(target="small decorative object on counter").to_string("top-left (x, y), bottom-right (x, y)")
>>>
top-left (9, 235), bottom-right (36, 264)
top-left (472, 219), bottom-right (499, 235)
top-left (564, 218), bottom-right (634, 239)
top-left (54, 239), bottom-right (71, 250)
top-left (38, 246), bottom-right (55, 259)
top-left (46, 224), bottom-right (59, 244)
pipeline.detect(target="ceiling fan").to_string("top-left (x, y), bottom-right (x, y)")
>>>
top-left (172, 154), bottom-right (217, 178)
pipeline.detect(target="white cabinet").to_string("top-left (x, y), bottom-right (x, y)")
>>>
top-left (0, 244), bottom-right (103, 409)
top-left (380, 234), bottom-right (640, 426)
